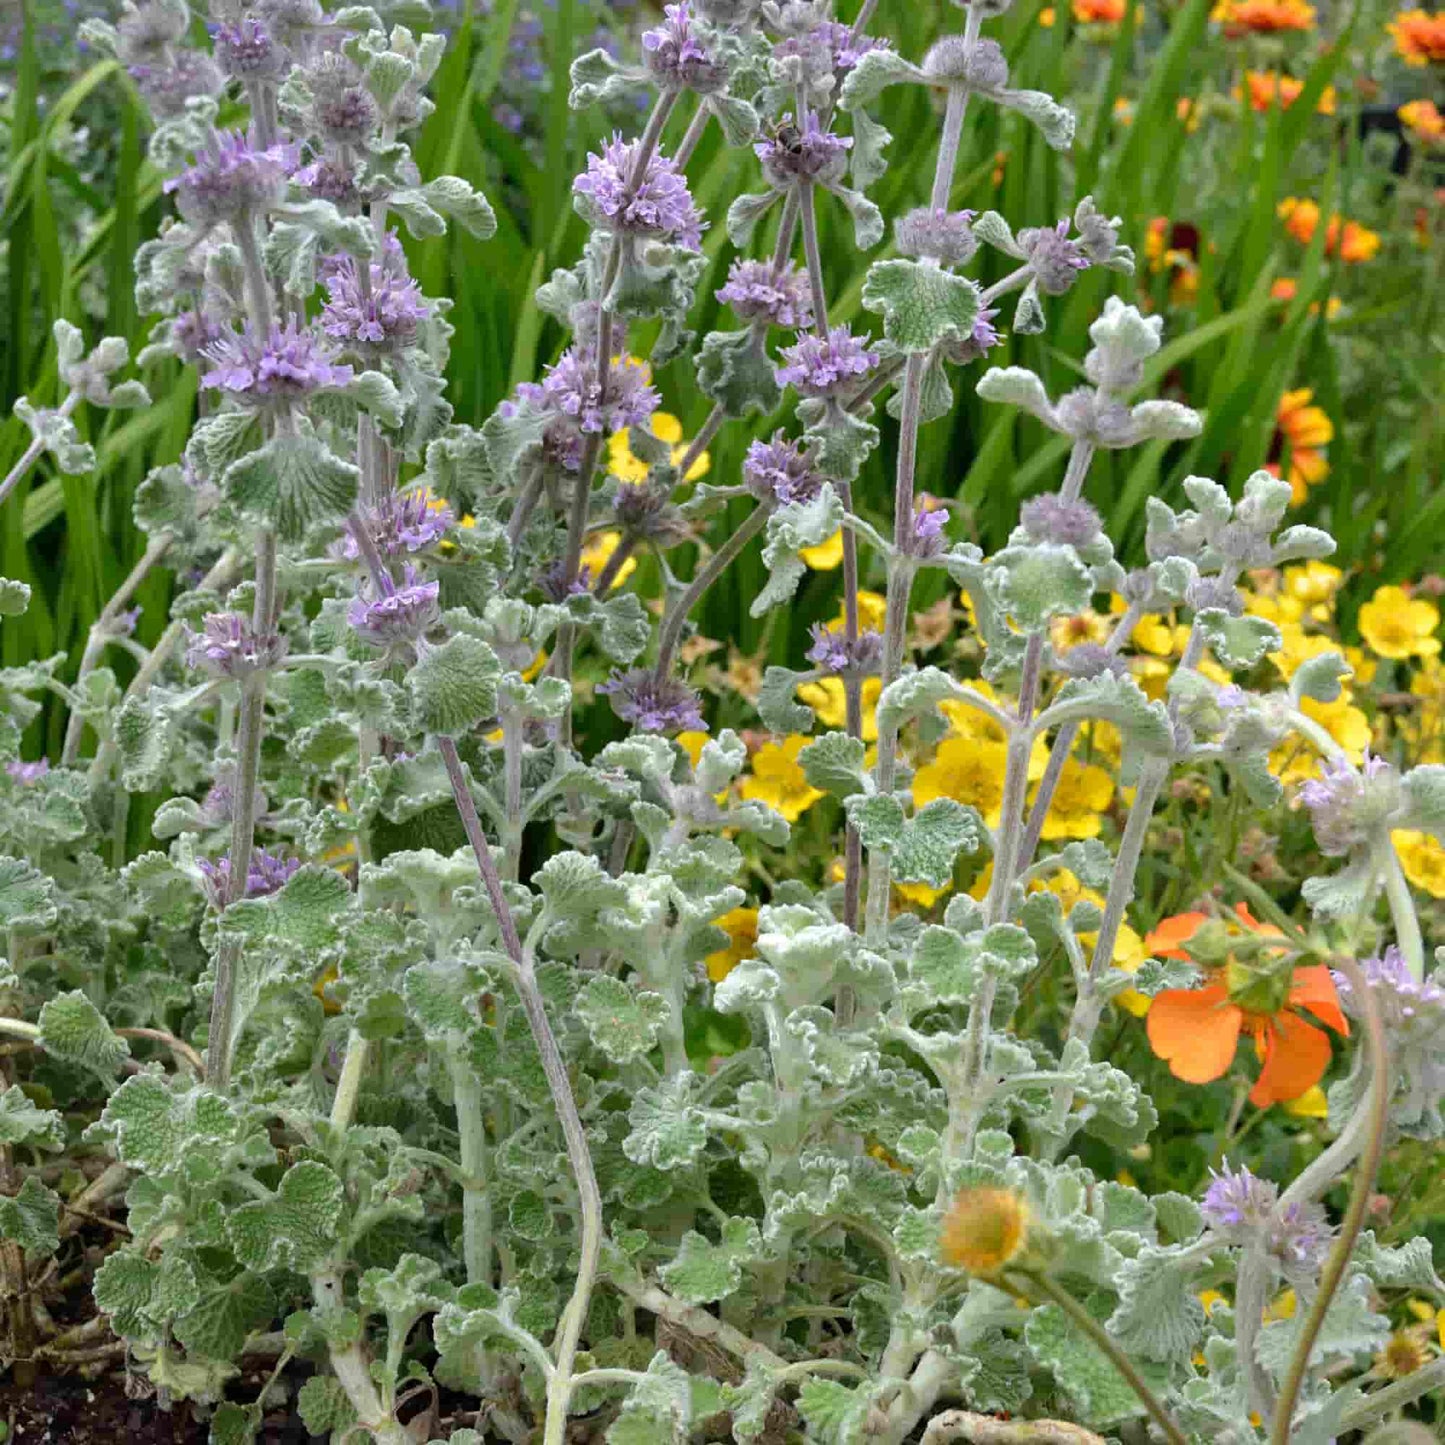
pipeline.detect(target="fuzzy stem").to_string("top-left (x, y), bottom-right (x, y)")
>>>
top-left (205, 527), bottom-right (277, 1090)
top-left (1011, 1271), bottom-right (1188, 1445)
top-left (1269, 955), bottom-right (1388, 1445)
top-left (0, 392), bottom-right (79, 513)
top-left (984, 636), bottom-right (1043, 926)
top-left (62, 533), bottom-right (174, 765)
top-left (799, 181), bottom-right (831, 334)
top-left (590, 533), bottom-right (636, 595)
top-left (438, 737), bottom-right (601, 1445)
top-left (673, 100), bottom-right (710, 170)
top-left (330, 1029), bottom-right (370, 1132)
top-left (449, 1046), bottom-right (493, 1288)
top-left (674, 401), bottom-right (725, 483)
top-left (653, 504), bottom-right (769, 678)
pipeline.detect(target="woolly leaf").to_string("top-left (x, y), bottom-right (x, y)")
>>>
top-left (861, 260), bottom-right (982, 354)
top-left (0, 578), bottom-right (31, 616)
top-left (0, 1175), bottom-right (60, 1256)
top-left (1291, 650), bottom-right (1351, 705)
top-left (695, 328), bottom-right (782, 417)
top-left (758, 665), bottom-right (817, 734)
top-left (226, 1160), bottom-right (345, 1273)
top-left (658, 1217), bottom-right (762, 1304)
top-left (606, 1351), bottom-right (692, 1445)
top-left (297, 1377), bottom-right (357, 1435)
top-left (623, 1073), bottom-right (708, 1171)
top-left (0, 1083), bottom-right (64, 1150)
top-left (1401, 764), bottom-right (1445, 838)
top-left (0, 855), bottom-right (57, 932)
top-left (222, 423), bottom-right (359, 541)
top-left (408, 633), bottom-right (501, 735)
top-left (798, 732), bottom-right (870, 799)
top-left (1194, 609), bottom-right (1281, 670)
top-left (1106, 1245), bottom-right (1207, 1363)
top-left (38, 990), bottom-right (130, 1078)
top-left (574, 975), bottom-right (671, 1065)
top-left (989, 543), bottom-right (1093, 631)
top-left (1026, 1301), bottom-right (1164, 1424)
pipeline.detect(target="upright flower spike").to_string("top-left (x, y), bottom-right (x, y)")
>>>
top-left (201, 321), bottom-right (355, 407)
top-left (716, 259), bottom-right (815, 330)
top-left (1200, 1162), bottom-right (1333, 1278)
top-left (599, 669), bottom-right (707, 734)
top-left (166, 129), bottom-right (296, 229)
top-left (184, 612), bottom-right (288, 678)
top-left (573, 135), bottom-right (706, 251)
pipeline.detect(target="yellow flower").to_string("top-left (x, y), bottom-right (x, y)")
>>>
top-left (940, 1187), bottom-right (1030, 1274)
top-left (797, 676), bottom-right (881, 740)
top-left (1272, 693), bottom-right (1370, 784)
top-left (1282, 1084), bottom-right (1328, 1119)
top-left (1042, 870), bottom-right (1149, 1011)
top-left (1246, 588), bottom-right (1307, 629)
top-left (1393, 829), bottom-right (1445, 898)
top-left (1132, 612), bottom-right (1189, 657)
top-left (1400, 98), bottom-right (1445, 145)
top-left (827, 589), bottom-right (888, 635)
top-left (1132, 655), bottom-right (1174, 702)
top-left (1374, 1330), bottom-right (1431, 1380)
top-left (676, 731), bottom-right (709, 769)
top-left (707, 907), bottom-right (759, 983)
top-left (607, 411), bottom-right (711, 483)
top-left (1269, 621), bottom-right (1339, 684)
top-left (801, 528), bottom-right (844, 570)
top-left (1050, 610), bottom-right (1112, 653)
top-left (913, 737), bottom-right (1009, 827)
top-left (1358, 584), bottom-right (1441, 661)
top-left (1198, 1289), bottom-right (1229, 1317)
top-left (1345, 645), bottom-right (1378, 689)
top-left (1266, 1288), bottom-right (1298, 1322)
top-left (1036, 758), bottom-right (1114, 840)
top-left (739, 735), bottom-right (826, 822)
top-left (1282, 561), bottom-right (1344, 621)
top-left (580, 530), bottom-right (636, 589)
top-left (896, 878), bottom-right (950, 909)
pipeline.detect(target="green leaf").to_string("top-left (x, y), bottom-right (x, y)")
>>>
top-left (574, 975), bottom-right (671, 1065)
top-left (798, 732), bottom-right (870, 799)
top-left (94, 1249), bottom-right (199, 1338)
top-left (297, 1376), bottom-right (358, 1436)
top-left (1194, 609), bottom-right (1281, 670)
top-left (38, 990), bottom-right (130, 1078)
top-left (0, 1081), bottom-right (64, 1149)
top-left (1106, 1245), bottom-right (1207, 1363)
top-left (861, 260), bottom-right (981, 354)
top-left (209, 1402), bottom-right (261, 1445)
top-left (845, 795), bottom-right (984, 888)
top-left (623, 1073), bottom-right (708, 1171)
top-left (658, 1218), bottom-right (762, 1305)
top-left (758, 665), bottom-right (816, 734)
top-left (93, 1076), bottom-right (258, 1179)
top-left (606, 1351), bottom-right (693, 1445)
top-left (0, 1175), bottom-right (60, 1256)
top-left (1401, 764), bottom-right (1445, 839)
top-left (988, 544), bottom-right (1094, 631)
top-left (174, 1272), bottom-right (276, 1360)
top-left (0, 855), bottom-right (57, 931)
top-left (221, 422), bottom-right (360, 542)
top-left (0, 578), bottom-right (32, 616)
top-left (795, 1378), bottom-right (872, 1445)
top-left (1026, 1301), bottom-right (1166, 1425)
top-left (227, 1160), bottom-right (345, 1273)
top-left (695, 328), bottom-right (782, 417)
top-left (1039, 673), bottom-right (1173, 758)
top-left (409, 634), bottom-right (502, 735)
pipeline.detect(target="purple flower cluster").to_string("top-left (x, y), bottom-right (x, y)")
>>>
top-left (513, 348), bottom-right (660, 444)
top-left (1020, 219), bottom-right (1092, 295)
top-left (347, 566), bottom-right (441, 652)
top-left (756, 113), bottom-right (853, 188)
top-left (908, 503), bottom-right (950, 558)
top-left (600, 669), bottom-right (706, 734)
top-left (294, 156), bottom-right (362, 205)
top-left (1202, 1162), bottom-right (1332, 1277)
top-left (130, 50), bottom-right (225, 117)
top-left (201, 321), bottom-right (354, 405)
top-left (775, 20), bottom-right (889, 80)
top-left (942, 305), bottom-right (1004, 366)
top-left (5, 759), bottom-right (50, 785)
top-left (716, 259), bottom-right (814, 330)
top-left (896, 207), bottom-right (978, 266)
top-left (213, 17), bottom-right (285, 80)
top-left (573, 135), bottom-right (706, 249)
top-left (1019, 494), bottom-right (1104, 549)
top-left (166, 130), bottom-right (295, 227)
top-left (340, 491), bottom-right (453, 561)
top-left (199, 849), bottom-right (301, 909)
top-left (539, 560), bottom-right (595, 602)
top-left (185, 612), bottom-right (288, 679)
top-left (806, 623), bottom-right (883, 675)
top-left (642, 3), bottom-right (728, 92)
top-left (742, 434), bottom-right (824, 507)
top-left (320, 237), bottom-right (430, 351)
top-left (775, 327), bottom-right (878, 399)
top-left (306, 53), bottom-right (378, 145)
top-left (1296, 751), bottom-right (1400, 857)
top-left (1333, 947), bottom-right (1445, 1035)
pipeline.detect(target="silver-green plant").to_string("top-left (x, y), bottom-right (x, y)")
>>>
top-left (0, 0), bottom-right (1440, 1442)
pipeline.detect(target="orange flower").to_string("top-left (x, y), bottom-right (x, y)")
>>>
top-left (1237, 70), bottom-right (1336, 112)
top-left (1212, 0), bottom-right (1316, 33)
top-left (1400, 98), bottom-right (1445, 144)
top-left (1270, 278), bottom-right (1342, 318)
top-left (1277, 199), bottom-right (1381, 262)
top-left (1388, 8), bottom-right (1445, 65)
top-left (1145, 907), bottom-right (1348, 1107)
top-left (1268, 387), bottom-right (1332, 503)
top-left (1144, 218), bottom-right (1202, 305)
top-left (1073, 0), bottom-right (1126, 18)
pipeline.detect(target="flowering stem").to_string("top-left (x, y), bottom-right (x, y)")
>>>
top-left (673, 99), bottom-right (710, 170)
top-left (437, 735), bottom-right (602, 1445)
top-left (448, 1046), bottom-right (493, 1287)
top-left (1269, 954), bottom-right (1388, 1445)
top-left (62, 532), bottom-right (174, 765)
top-left (653, 504), bottom-right (769, 678)
top-left (205, 527), bottom-right (277, 1090)
top-left (674, 401), bottom-right (725, 481)
top-left (590, 533), bottom-right (635, 595)
top-left (799, 182), bottom-right (830, 334)
top-left (985, 635), bottom-right (1044, 927)
top-left (0, 391), bottom-right (79, 513)
top-left (980, 264), bottom-right (1033, 307)
top-left (1008, 1270), bottom-right (1188, 1445)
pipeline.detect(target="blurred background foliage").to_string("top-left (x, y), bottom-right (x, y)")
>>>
top-left (2, 0), bottom-right (1442, 757)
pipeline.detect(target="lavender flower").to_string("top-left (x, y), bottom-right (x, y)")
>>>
top-left (1202, 1162), bottom-right (1332, 1277)
top-left (1297, 752), bottom-right (1401, 857)
top-left (600, 669), bottom-right (706, 734)
top-left (129, 50), bottom-right (224, 117)
top-left (6, 759), bottom-right (50, 785)
top-left (213, 17), bottom-right (285, 81)
top-left (305, 53), bottom-right (378, 145)
top-left (185, 612), bottom-right (288, 678)
top-left (1020, 219), bottom-right (1091, 295)
top-left (293, 156), bottom-right (362, 205)
top-left (171, 308), bottom-right (229, 365)
top-left (923, 35), bottom-right (1010, 89)
top-left (775, 327), bottom-right (878, 398)
top-left (539, 560), bottom-right (595, 602)
top-left (340, 491), bottom-right (453, 561)
top-left (320, 236), bottom-right (430, 352)
top-left (942, 305), bottom-right (1003, 365)
top-left (166, 129), bottom-right (295, 227)
top-left (743, 434), bottom-right (824, 506)
top-left (347, 566), bottom-right (441, 653)
top-left (755, 113), bottom-right (852, 188)
top-left (642, 3), bottom-right (728, 92)
top-left (806, 623), bottom-right (883, 675)
top-left (1186, 576), bottom-right (1244, 617)
top-left (1334, 947), bottom-right (1445, 1035)
top-left (1019, 494), bottom-right (1103, 548)
top-left (907, 503), bottom-right (950, 558)
top-left (513, 347), bottom-right (660, 441)
top-left (781, 19), bottom-right (889, 78)
top-left (573, 135), bottom-right (705, 249)
top-left (896, 207), bottom-right (978, 266)
top-left (614, 480), bottom-right (690, 543)
top-left (1055, 643), bottom-right (1127, 679)
top-left (716, 259), bottom-right (814, 330)
top-left (201, 321), bottom-right (354, 405)
top-left (199, 848), bottom-right (301, 908)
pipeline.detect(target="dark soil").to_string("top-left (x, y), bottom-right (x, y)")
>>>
top-left (0, 1371), bottom-right (318, 1445)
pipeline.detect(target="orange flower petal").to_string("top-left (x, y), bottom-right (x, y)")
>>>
top-left (1147, 984), bottom-right (1243, 1083)
top-left (1249, 1010), bottom-right (1333, 1107)
top-left (1144, 911), bottom-right (1209, 959)
top-left (1287, 964), bottom-right (1350, 1036)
